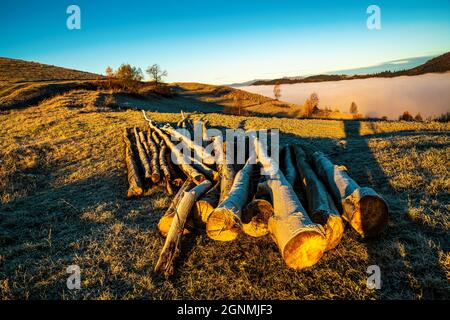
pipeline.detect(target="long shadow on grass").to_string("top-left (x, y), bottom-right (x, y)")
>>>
top-left (340, 120), bottom-right (449, 299)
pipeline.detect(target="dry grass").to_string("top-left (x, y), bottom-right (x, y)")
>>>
top-left (0, 90), bottom-right (449, 300)
top-left (0, 57), bottom-right (100, 83)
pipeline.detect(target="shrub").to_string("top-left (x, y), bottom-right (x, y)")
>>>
top-left (399, 111), bottom-right (414, 121)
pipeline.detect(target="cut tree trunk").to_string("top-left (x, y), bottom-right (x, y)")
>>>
top-left (219, 142), bottom-right (237, 203)
top-left (206, 155), bottom-right (256, 241)
top-left (123, 128), bottom-right (144, 197)
top-left (146, 129), bottom-right (161, 183)
top-left (157, 179), bottom-right (196, 237)
top-left (241, 181), bottom-right (274, 237)
top-left (310, 151), bottom-right (388, 238)
top-left (142, 111), bottom-right (208, 184)
top-left (255, 138), bottom-right (327, 270)
top-left (158, 141), bottom-right (174, 196)
top-left (133, 127), bottom-right (152, 181)
top-left (292, 145), bottom-right (344, 251)
top-left (192, 181), bottom-right (220, 225)
top-left (155, 180), bottom-right (212, 277)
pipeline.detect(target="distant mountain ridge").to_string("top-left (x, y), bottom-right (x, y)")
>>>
top-left (249, 52), bottom-right (450, 86)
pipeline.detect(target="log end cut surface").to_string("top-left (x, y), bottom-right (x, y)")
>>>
top-left (206, 208), bottom-right (241, 241)
top-left (283, 230), bottom-right (327, 270)
top-left (158, 214), bottom-right (192, 237)
top-left (192, 200), bottom-right (216, 225)
top-left (241, 199), bottom-right (273, 237)
top-left (345, 195), bottom-right (389, 238)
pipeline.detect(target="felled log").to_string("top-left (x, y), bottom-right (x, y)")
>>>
top-left (292, 145), bottom-right (344, 251)
top-left (158, 141), bottom-right (174, 196)
top-left (163, 125), bottom-right (215, 165)
top-left (255, 138), bottom-right (327, 270)
top-left (146, 129), bottom-right (161, 183)
top-left (152, 131), bottom-right (160, 145)
top-left (310, 151), bottom-right (388, 238)
top-left (133, 127), bottom-right (152, 181)
top-left (165, 150), bottom-right (184, 187)
top-left (219, 142), bottom-right (237, 203)
top-left (280, 145), bottom-right (297, 187)
top-left (123, 128), bottom-right (144, 197)
top-left (143, 111), bottom-right (207, 184)
top-left (155, 180), bottom-right (212, 277)
top-left (192, 181), bottom-right (220, 225)
top-left (206, 155), bottom-right (256, 241)
top-left (158, 179), bottom-right (196, 237)
top-left (241, 181), bottom-right (273, 237)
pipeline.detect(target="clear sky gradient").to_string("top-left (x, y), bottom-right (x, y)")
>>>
top-left (1, 0), bottom-right (449, 84)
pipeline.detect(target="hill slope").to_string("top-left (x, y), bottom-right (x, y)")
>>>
top-left (0, 57), bottom-right (102, 83)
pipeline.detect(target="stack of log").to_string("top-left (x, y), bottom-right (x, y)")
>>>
top-left (122, 111), bottom-right (389, 277)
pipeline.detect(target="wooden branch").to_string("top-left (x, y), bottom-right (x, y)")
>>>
top-left (133, 127), bottom-right (152, 181)
top-left (163, 125), bottom-right (215, 165)
top-left (157, 179), bottom-right (195, 237)
top-left (142, 111), bottom-right (206, 184)
top-left (146, 129), bottom-right (161, 183)
top-left (155, 180), bottom-right (212, 277)
top-left (158, 140), bottom-right (174, 196)
top-left (206, 155), bottom-right (256, 241)
top-left (292, 145), bottom-right (344, 251)
top-left (254, 138), bottom-right (327, 270)
top-left (123, 128), bottom-right (144, 197)
top-left (192, 181), bottom-right (220, 225)
top-left (310, 151), bottom-right (388, 238)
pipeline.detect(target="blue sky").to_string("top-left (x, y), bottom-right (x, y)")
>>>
top-left (1, 0), bottom-right (449, 84)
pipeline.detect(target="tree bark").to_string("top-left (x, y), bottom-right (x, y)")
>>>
top-left (292, 145), bottom-right (344, 250)
top-left (280, 145), bottom-right (297, 187)
top-left (255, 138), bottom-right (327, 270)
top-left (158, 140), bottom-right (174, 196)
top-left (155, 180), bottom-right (212, 277)
top-left (146, 129), bottom-right (161, 183)
top-left (123, 128), bottom-right (144, 197)
top-left (133, 127), bottom-right (152, 181)
top-left (310, 151), bottom-right (388, 238)
top-left (219, 142), bottom-right (237, 203)
top-left (206, 155), bottom-right (256, 241)
top-left (157, 179), bottom-right (195, 237)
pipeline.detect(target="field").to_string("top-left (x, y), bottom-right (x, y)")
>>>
top-left (0, 91), bottom-right (449, 299)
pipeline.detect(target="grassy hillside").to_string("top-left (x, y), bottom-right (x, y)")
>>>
top-left (0, 57), bottom-right (101, 83)
top-left (0, 93), bottom-right (448, 299)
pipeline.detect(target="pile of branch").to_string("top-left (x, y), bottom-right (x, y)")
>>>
top-left (122, 111), bottom-right (389, 276)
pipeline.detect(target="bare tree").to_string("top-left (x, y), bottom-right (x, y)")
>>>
top-left (273, 83), bottom-right (281, 100)
top-left (146, 64), bottom-right (168, 86)
top-left (350, 101), bottom-right (358, 114)
top-left (105, 66), bottom-right (113, 78)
